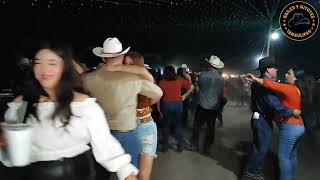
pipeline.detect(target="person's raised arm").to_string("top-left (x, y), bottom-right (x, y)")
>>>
top-left (139, 81), bottom-right (163, 104)
top-left (104, 64), bottom-right (154, 82)
top-left (248, 75), bottom-right (300, 118)
top-left (246, 73), bottom-right (263, 84)
top-left (246, 73), bottom-right (292, 96)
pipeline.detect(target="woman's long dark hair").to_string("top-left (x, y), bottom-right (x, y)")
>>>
top-left (23, 41), bottom-right (84, 127)
top-left (293, 68), bottom-right (314, 118)
top-left (177, 67), bottom-right (187, 80)
top-left (163, 66), bottom-right (177, 81)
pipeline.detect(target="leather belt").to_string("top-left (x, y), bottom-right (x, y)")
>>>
top-left (137, 116), bottom-right (152, 124)
top-left (137, 107), bottom-right (152, 117)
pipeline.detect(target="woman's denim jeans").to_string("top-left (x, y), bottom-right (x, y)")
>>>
top-left (278, 123), bottom-right (305, 180)
top-left (161, 101), bottom-right (183, 150)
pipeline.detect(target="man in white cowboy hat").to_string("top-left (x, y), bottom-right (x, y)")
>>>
top-left (82, 37), bottom-right (162, 175)
top-left (191, 55), bottom-right (225, 154)
top-left (181, 63), bottom-right (189, 71)
top-left (180, 63), bottom-right (191, 76)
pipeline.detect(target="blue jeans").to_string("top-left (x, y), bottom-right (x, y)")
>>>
top-left (278, 123), bottom-right (305, 180)
top-left (245, 116), bottom-right (273, 175)
top-left (161, 101), bottom-right (183, 150)
top-left (111, 129), bottom-right (140, 167)
top-left (137, 118), bottom-right (158, 157)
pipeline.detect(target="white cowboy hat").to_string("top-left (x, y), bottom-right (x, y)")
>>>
top-left (93, 37), bottom-right (130, 58)
top-left (181, 64), bottom-right (191, 73)
top-left (144, 64), bottom-right (151, 69)
top-left (181, 64), bottom-right (188, 69)
top-left (205, 55), bottom-right (224, 69)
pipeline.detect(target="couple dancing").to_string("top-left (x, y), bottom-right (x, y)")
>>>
top-left (243, 56), bottom-right (307, 180)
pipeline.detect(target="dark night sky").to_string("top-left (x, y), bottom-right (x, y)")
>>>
top-left (0, 0), bottom-right (320, 86)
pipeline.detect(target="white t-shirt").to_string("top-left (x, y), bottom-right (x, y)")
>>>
top-left (1, 98), bottom-right (138, 180)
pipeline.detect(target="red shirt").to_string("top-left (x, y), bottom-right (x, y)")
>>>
top-left (159, 77), bottom-right (191, 102)
top-left (263, 79), bottom-right (303, 125)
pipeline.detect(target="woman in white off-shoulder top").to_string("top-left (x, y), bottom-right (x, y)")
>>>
top-left (0, 41), bottom-right (137, 180)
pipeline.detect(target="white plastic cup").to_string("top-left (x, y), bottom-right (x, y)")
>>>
top-left (3, 123), bottom-right (32, 167)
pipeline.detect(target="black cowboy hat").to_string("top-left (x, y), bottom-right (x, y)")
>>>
top-left (255, 56), bottom-right (278, 70)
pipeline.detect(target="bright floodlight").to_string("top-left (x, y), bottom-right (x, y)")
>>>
top-left (230, 74), bottom-right (237, 78)
top-left (222, 73), bottom-right (229, 79)
top-left (271, 32), bottom-right (280, 40)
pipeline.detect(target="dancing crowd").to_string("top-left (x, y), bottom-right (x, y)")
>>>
top-left (0, 37), bottom-right (319, 180)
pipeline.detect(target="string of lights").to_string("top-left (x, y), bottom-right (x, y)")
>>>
top-left (3, 0), bottom-right (316, 39)
top-left (2, 0), bottom-right (318, 71)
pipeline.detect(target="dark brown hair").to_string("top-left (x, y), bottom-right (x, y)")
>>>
top-left (126, 51), bottom-right (144, 67)
top-left (163, 66), bottom-right (177, 81)
top-left (23, 41), bottom-right (84, 127)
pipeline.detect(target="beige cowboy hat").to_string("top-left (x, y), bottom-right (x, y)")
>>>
top-left (93, 37), bottom-right (130, 58)
top-left (181, 64), bottom-right (188, 69)
top-left (144, 64), bottom-right (152, 69)
top-left (205, 55), bottom-right (224, 69)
